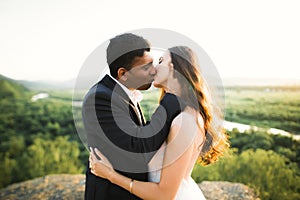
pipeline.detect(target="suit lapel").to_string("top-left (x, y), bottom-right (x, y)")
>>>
top-left (100, 74), bottom-right (144, 126)
top-left (100, 75), bottom-right (130, 102)
top-left (137, 103), bottom-right (146, 126)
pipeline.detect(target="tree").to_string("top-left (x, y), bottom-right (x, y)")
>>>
top-left (20, 136), bottom-right (84, 180)
top-left (192, 149), bottom-right (300, 200)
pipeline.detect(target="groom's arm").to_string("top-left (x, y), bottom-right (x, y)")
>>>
top-left (109, 93), bottom-right (184, 152)
top-left (83, 91), bottom-right (185, 164)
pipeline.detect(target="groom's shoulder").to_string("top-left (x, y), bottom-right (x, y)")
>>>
top-left (83, 80), bottom-right (112, 104)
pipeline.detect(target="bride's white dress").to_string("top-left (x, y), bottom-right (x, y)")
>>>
top-left (148, 142), bottom-right (206, 200)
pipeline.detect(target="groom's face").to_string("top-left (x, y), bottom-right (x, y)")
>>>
top-left (124, 51), bottom-right (156, 90)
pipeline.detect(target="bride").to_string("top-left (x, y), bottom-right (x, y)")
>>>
top-left (89, 46), bottom-right (229, 200)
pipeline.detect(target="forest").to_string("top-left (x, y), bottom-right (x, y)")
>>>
top-left (0, 75), bottom-right (299, 200)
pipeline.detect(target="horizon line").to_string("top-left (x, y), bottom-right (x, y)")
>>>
top-left (1, 73), bottom-right (300, 87)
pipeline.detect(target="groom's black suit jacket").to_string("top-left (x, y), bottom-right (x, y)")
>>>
top-left (83, 75), bottom-right (183, 200)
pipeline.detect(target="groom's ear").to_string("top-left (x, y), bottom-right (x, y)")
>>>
top-left (117, 67), bottom-right (128, 81)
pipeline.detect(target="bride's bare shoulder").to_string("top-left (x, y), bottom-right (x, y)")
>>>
top-left (168, 108), bottom-right (204, 145)
top-left (172, 112), bottom-right (193, 126)
top-left (172, 107), bottom-right (204, 130)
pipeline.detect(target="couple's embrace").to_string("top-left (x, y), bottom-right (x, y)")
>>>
top-left (82, 33), bottom-right (229, 199)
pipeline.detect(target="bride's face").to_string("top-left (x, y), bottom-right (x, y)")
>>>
top-left (153, 51), bottom-right (172, 88)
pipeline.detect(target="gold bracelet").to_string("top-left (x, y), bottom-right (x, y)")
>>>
top-left (129, 179), bottom-right (134, 193)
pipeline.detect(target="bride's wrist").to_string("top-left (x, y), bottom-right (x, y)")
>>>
top-left (107, 168), bottom-right (115, 183)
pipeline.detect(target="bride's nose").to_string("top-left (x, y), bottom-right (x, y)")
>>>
top-left (150, 65), bottom-right (157, 75)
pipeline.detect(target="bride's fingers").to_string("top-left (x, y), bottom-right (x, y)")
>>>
top-left (94, 148), bottom-right (112, 167)
top-left (89, 154), bottom-right (92, 163)
top-left (94, 148), bottom-right (104, 159)
top-left (89, 147), bottom-right (99, 163)
top-left (89, 147), bottom-right (95, 155)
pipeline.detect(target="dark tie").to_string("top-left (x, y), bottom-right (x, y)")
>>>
top-left (129, 101), bottom-right (144, 126)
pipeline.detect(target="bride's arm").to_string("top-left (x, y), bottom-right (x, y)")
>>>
top-left (91, 114), bottom-right (201, 200)
top-left (117, 125), bottom-right (193, 200)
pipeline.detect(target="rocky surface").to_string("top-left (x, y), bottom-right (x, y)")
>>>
top-left (199, 181), bottom-right (260, 200)
top-left (0, 174), bottom-right (260, 200)
top-left (0, 175), bottom-right (85, 200)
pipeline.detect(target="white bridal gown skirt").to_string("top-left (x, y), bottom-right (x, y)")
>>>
top-left (175, 177), bottom-right (206, 200)
top-left (149, 169), bottom-right (206, 200)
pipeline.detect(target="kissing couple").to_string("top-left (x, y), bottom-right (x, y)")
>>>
top-left (82, 32), bottom-right (229, 200)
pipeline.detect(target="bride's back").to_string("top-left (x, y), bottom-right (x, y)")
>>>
top-left (171, 108), bottom-right (205, 180)
top-left (148, 107), bottom-right (205, 182)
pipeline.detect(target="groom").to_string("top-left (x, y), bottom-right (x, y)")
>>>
top-left (83, 33), bottom-right (184, 199)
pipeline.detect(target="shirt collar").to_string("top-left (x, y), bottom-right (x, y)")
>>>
top-left (109, 74), bottom-right (143, 106)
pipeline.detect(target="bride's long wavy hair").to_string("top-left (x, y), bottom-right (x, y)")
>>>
top-left (159, 46), bottom-right (229, 165)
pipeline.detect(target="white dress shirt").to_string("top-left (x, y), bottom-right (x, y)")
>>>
top-left (109, 75), bottom-right (143, 123)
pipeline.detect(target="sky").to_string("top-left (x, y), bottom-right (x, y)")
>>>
top-left (1, 0), bottom-right (300, 82)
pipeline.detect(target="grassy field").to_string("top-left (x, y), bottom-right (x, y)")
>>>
top-left (224, 86), bottom-right (300, 135)
top-left (139, 86), bottom-right (300, 135)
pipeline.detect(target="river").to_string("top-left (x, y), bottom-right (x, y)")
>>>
top-left (224, 121), bottom-right (300, 140)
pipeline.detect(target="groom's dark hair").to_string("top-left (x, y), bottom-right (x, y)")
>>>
top-left (107, 33), bottom-right (150, 78)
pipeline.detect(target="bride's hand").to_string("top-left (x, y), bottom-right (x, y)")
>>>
top-left (89, 147), bottom-right (114, 180)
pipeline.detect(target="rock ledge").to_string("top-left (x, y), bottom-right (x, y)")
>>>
top-left (0, 174), bottom-right (259, 200)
